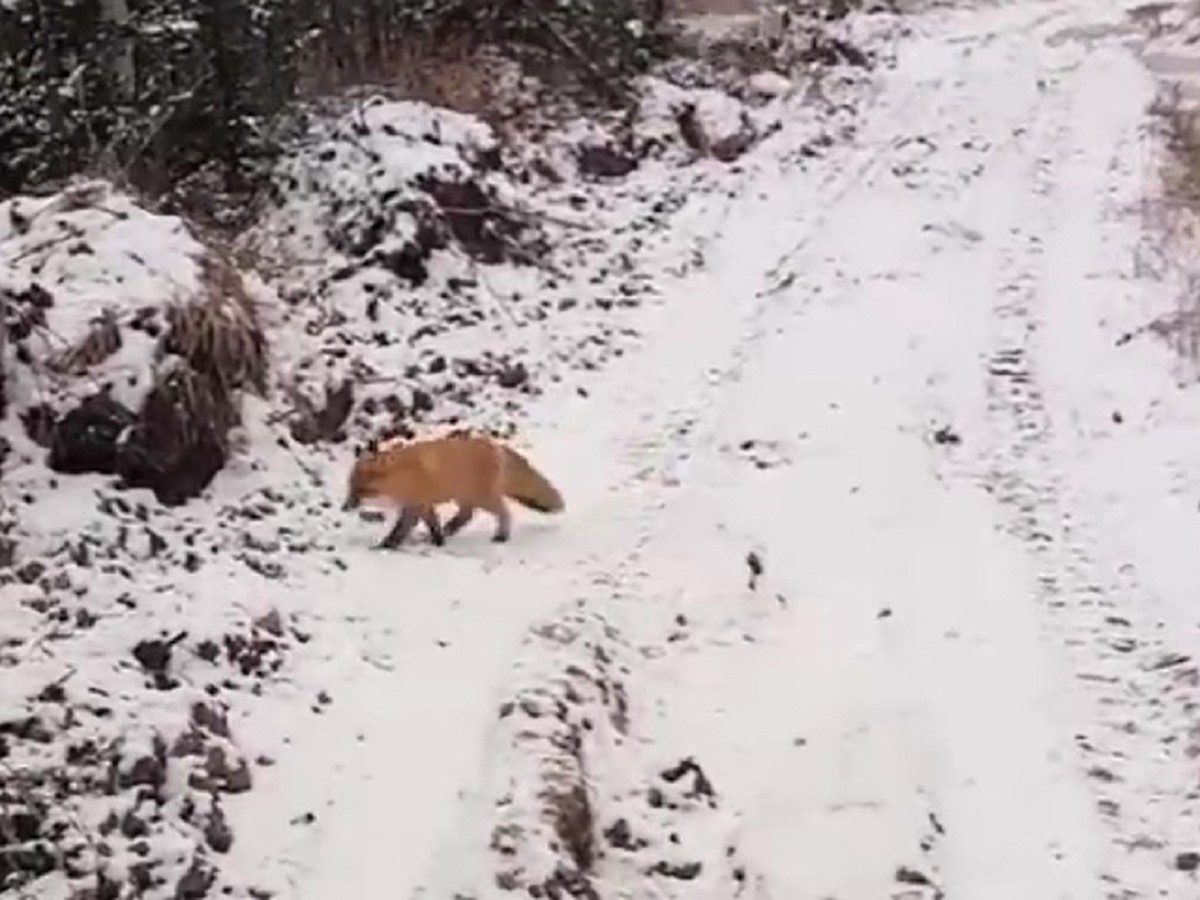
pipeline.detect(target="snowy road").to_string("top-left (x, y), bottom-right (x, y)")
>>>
top-left (228, 2), bottom-right (1200, 898)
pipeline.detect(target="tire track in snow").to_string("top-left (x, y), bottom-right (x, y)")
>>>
top-left (628, 14), bottom-right (1111, 900)
top-left (981, 31), bottom-right (1200, 900)
top-left (441, 7), bottom-right (1114, 899)
top-left (412, 27), bottom-right (984, 900)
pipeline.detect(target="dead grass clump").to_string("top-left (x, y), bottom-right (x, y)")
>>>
top-left (1135, 84), bottom-right (1200, 372)
top-left (294, 0), bottom-right (672, 113)
top-left (669, 4), bottom-right (872, 88)
top-left (385, 37), bottom-right (513, 121)
top-left (49, 307), bottom-right (122, 375)
top-left (298, 32), bottom-right (512, 123)
top-left (1160, 87), bottom-right (1200, 209)
top-left (118, 250), bottom-right (264, 505)
top-left (158, 253), bottom-right (268, 397)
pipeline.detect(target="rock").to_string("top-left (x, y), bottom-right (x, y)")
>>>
top-left (120, 808), bottom-right (149, 839)
top-left (374, 242), bottom-right (429, 286)
top-left (116, 366), bottom-right (231, 506)
top-left (1176, 851), bottom-right (1200, 872)
top-left (747, 70), bottom-right (791, 98)
top-left (496, 361), bottom-right (529, 389)
top-left (895, 866), bottom-right (933, 886)
top-left (190, 744), bottom-right (253, 794)
top-left (16, 559), bottom-right (45, 584)
top-left (602, 817), bottom-right (640, 851)
top-left (120, 754), bottom-right (165, 790)
top-left (745, 551), bottom-right (763, 590)
top-left (0, 841), bottom-right (55, 884)
top-left (410, 388), bottom-right (434, 415)
top-left (288, 380), bottom-right (354, 445)
top-left (649, 861), bottom-right (702, 880)
top-left (132, 632), bottom-right (187, 674)
top-left (660, 757), bottom-right (715, 800)
top-left (675, 102), bottom-right (709, 157)
top-left (47, 393), bottom-right (137, 475)
top-left (9, 810), bottom-right (41, 841)
top-left (932, 424), bottom-right (961, 445)
top-left (253, 609), bottom-right (285, 638)
top-left (36, 681), bottom-right (66, 703)
top-left (194, 640), bottom-right (220, 663)
top-left (203, 803), bottom-right (233, 853)
top-left (0, 536), bottom-right (15, 569)
top-left (175, 856), bottom-right (216, 899)
top-left (577, 143), bottom-right (639, 179)
top-left (800, 34), bottom-right (870, 67)
top-left (191, 700), bottom-right (231, 739)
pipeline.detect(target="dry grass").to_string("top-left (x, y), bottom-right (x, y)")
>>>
top-left (667, 0), bottom-right (759, 13)
top-left (297, 32), bottom-right (517, 123)
top-left (1160, 84), bottom-right (1200, 207)
top-left (1139, 82), bottom-right (1200, 368)
top-left (48, 307), bottom-right (122, 375)
top-left (157, 252), bottom-right (269, 398)
top-left (143, 357), bottom-right (238, 455)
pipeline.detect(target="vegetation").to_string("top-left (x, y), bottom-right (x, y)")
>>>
top-left (0, 0), bottom-right (671, 218)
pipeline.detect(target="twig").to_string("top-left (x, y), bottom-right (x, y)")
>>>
top-left (433, 200), bottom-right (592, 232)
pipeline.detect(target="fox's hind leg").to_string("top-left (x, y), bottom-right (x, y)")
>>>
top-left (418, 506), bottom-right (445, 546)
top-left (379, 507), bottom-right (418, 549)
top-left (481, 497), bottom-right (512, 543)
top-left (444, 504), bottom-right (475, 538)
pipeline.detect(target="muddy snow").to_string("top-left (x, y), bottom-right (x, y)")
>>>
top-left (8, 0), bottom-right (1200, 898)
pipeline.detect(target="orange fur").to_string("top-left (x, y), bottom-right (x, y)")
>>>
top-left (343, 433), bottom-right (564, 547)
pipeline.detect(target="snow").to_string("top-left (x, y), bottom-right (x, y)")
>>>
top-left (0, 182), bottom-right (206, 412)
top-left (9, 0), bottom-right (1200, 898)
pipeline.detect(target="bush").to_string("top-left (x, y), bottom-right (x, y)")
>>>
top-left (0, 0), bottom-right (673, 206)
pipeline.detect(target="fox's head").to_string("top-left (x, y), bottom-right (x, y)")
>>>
top-left (343, 451), bottom-right (383, 511)
top-left (343, 440), bottom-right (413, 511)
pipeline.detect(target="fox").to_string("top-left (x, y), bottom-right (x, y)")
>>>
top-left (342, 432), bottom-right (565, 548)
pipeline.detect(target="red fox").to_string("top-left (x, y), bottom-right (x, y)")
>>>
top-left (342, 432), bottom-right (565, 548)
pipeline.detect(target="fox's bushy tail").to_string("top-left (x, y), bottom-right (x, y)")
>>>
top-left (501, 446), bottom-right (565, 513)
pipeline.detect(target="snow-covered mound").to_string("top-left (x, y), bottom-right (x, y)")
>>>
top-left (0, 183), bottom-right (208, 415)
top-left (248, 21), bottom-right (883, 453)
top-left (248, 86), bottom-right (777, 449)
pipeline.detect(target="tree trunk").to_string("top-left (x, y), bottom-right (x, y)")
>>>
top-left (98, 0), bottom-right (134, 101)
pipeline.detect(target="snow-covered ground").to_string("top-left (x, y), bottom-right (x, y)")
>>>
top-left (8, 0), bottom-right (1200, 898)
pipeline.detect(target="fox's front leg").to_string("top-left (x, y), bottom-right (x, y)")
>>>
top-left (379, 506), bottom-right (418, 549)
top-left (444, 504), bottom-right (475, 538)
top-left (417, 506), bottom-right (445, 546)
